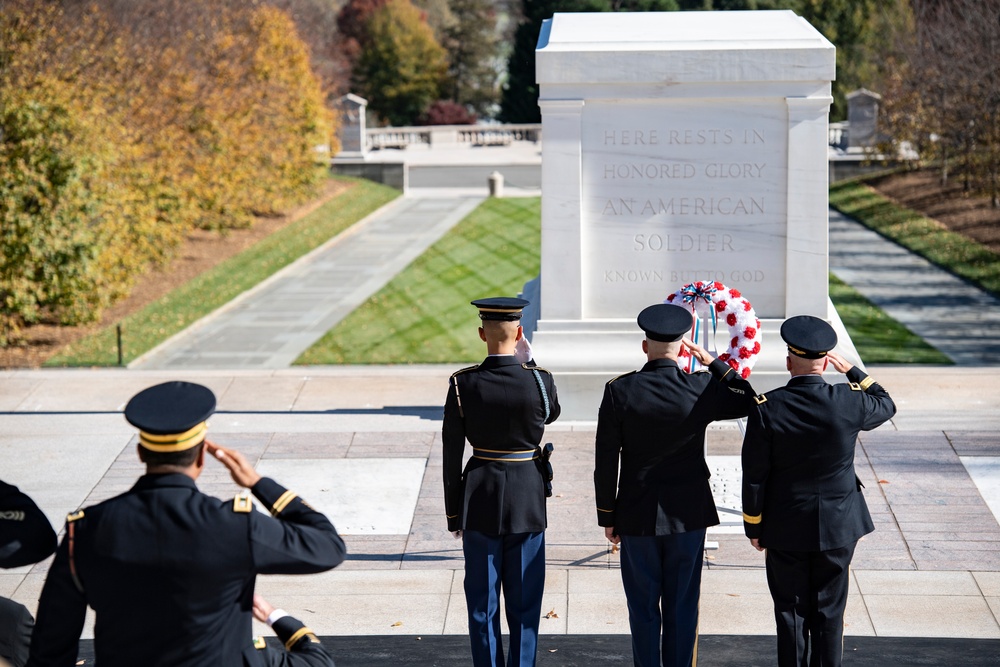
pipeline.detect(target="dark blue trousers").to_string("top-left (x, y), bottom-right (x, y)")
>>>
top-left (463, 530), bottom-right (545, 667)
top-left (765, 542), bottom-right (857, 667)
top-left (620, 529), bottom-right (706, 667)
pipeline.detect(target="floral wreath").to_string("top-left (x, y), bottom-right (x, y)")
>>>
top-left (665, 281), bottom-right (760, 379)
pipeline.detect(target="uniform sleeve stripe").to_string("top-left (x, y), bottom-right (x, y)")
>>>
top-left (743, 512), bottom-right (762, 525)
top-left (284, 627), bottom-right (312, 650)
top-left (271, 490), bottom-right (297, 515)
top-left (859, 376), bottom-right (875, 391)
top-left (597, 507), bottom-right (614, 513)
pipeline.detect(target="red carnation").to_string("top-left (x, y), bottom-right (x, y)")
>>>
top-left (729, 288), bottom-right (741, 298)
top-left (744, 326), bottom-right (757, 339)
top-left (716, 300), bottom-right (727, 313)
top-left (727, 313), bottom-right (737, 326)
top-left (753, 341), bottom-right (761, 354)
top-left (730, 336), bottom-right (739, 349)
top-left (756, 318), bottom-right (761, 328)
top-left (714, 281), bottom-right (724, 290)
top-left (743, 301), bottom-right (752, 311)
top-left (719, 353), bottom-right (731, 361)
top-left (739, 346), bottom-right (753, 359)
top-left (727, 358), bottom-right (739, 370)
top-left (667, 294), bottom-right (676, 302)
top-left (741, 367), bottom-right (751, 379)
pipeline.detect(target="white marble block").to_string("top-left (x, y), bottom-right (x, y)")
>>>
top-left (531, 11), bottom-right (847, 420)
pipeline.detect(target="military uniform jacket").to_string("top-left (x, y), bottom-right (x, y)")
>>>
top-left (27, 473), bottom-right (347, 667)
top-left (595, 358), bottom-right (754, 536)
top-left (741, 367), bottom-right (896, 551)
top-left (257, 615), bottom-right (334, 667)
top-left (443, 355), bottom-right (560, 534)
top-left (1, 480), bottom-right (57, 569)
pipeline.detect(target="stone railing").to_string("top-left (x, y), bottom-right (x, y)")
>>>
top-left (829, 121), bottom-right (849, 149)
top-left (366, 123), bottom-right (541, 150)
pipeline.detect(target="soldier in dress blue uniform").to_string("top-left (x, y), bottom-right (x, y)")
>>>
top-left (1, 481), bottom-right (57, 667)
top-left (741, 315), bottom-right (896, 667)
top-left (27, 381), bottom-right (347, 667)
top-left (594, 303), bottom-right (756, 667)
top-left (443, 297), bottom-right (560, 667)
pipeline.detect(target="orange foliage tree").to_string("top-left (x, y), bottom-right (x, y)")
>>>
top-left (0, 0), bottom-right (339, 343)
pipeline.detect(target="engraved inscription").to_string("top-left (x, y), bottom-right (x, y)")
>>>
top-left (604, 129), bottom-right (659, 145)
top-left (604, 269), bottom-right (664, 283)
top-left (633, 233), bottom-right (735, 252)
top-left (601, 197), bottom-right (764, 217)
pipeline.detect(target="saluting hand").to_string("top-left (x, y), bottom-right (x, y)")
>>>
top-left (681, 338), bottom-right (713, 366)
top-left (826, 351), bottom-right (854, 374)
top-left (205, 439), bottom-right (262, 489)
top-left (252, 594), bottom-right (275, 623)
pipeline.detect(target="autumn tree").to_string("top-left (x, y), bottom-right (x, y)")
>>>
top-left (1, 0), bottom-right (336, 344)
top-left (353, 0), bottom-right (448, 126)
top-left (337, 0), bottom-right (391, 67)
top-left (442, 0), bottom-right (502, 116)
top-left (881, 0), bottom-right (1000, 206)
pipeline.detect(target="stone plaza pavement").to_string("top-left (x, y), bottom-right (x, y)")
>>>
top-left (2, 364), bottom-right (1000, 646)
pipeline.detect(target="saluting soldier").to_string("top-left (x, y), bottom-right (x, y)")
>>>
top-left (1, 481), bottom-right (57, 667)
top-left (251, 595), bottom-right (335, 667)
top-left (741, 315), bottom-right (896, 667)
top-left (27, 381), bottom-right (347, 667)
top-left (443, 297), bottom-right (560, 667)
top-left (594, 303), bottom-right (755, 667)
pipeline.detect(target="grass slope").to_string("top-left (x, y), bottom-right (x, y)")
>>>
top-left (829, 274), bottom-right (951, 364)
top-left (829, 179), bottom-right (1000, 298)
top-left (299, 196), bottom-right (948, 365)
top-left (295, 197), bottom-right (541, 365)
top-left (47, 178), bottom-right (399, 366)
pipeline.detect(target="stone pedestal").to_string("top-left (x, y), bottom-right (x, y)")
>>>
top-left (530, 11), bottom-right (847, 420)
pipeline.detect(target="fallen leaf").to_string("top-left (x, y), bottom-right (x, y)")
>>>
top-left (878, 479), bottom-right (890, 484)
top-left (705, 555), bottom-right (716, 561)
top-left (611, 544), bottom-right (619, 554)
top-left (391, 621), bottom-right (402, 627)
top-left (726, 593), bottom-right (740, 597)
top-left (544, 609), bottom-right (559, 619)
top-left (548, 649), bottom-right (558, 653)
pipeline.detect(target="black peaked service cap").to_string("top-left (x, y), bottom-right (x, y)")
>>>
top-left (638, 304), bottom-right (694, 343)
top-left (780, 315), bottom-right (838, 359)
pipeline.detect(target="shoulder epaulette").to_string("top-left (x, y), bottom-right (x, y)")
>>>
top-left (523, 363), bottom-right (552, 373)
top-left (608, 370), bottom-right (637, 384)
top-left (450, 364), bottom-right (478, 379)
top-left (859, 376), bottom-right (875, 391)
top-left (753, 394), bottom-right (768, 405)
top-left (233, 493), bottom-right (253, 513)
top-left (67, 510), bottom-right (85, 523)
top-left (253, 636), bottom-right (267, 650)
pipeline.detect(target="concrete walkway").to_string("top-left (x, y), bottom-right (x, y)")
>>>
top-left (830, 208), bottom-right (1000, 365)
top-left (2, 365), bottom-right (1000, 647)
top-left (132, 195), bottom-right (484, 370)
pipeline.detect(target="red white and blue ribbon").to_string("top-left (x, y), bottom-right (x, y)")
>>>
top-left (665, 280), bottom-right (761, 379)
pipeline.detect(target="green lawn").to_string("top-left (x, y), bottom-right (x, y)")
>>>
top-left (47, 177), bottom-right (399, 366)
top-left (298, 195), bottom-right (950, 366)
top-left (295, 197), bottom-right (541, 365)
top-left (828, 274), bottom-right (951, 364)
top-left (829, 178), bottom-right (1000, 298)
